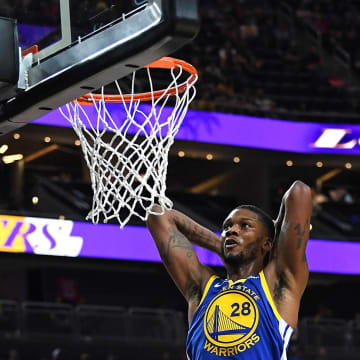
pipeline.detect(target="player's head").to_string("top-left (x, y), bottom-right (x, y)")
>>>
top-left (220, 205), bottom-right (275, 270)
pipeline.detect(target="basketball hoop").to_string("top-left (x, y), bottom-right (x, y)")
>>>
top-left (60, 57), bottom-right (198, 228)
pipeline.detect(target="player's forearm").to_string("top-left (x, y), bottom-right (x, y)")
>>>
top-left (274, 180), bottom-right (312, 261)
top-left (275, 180), bottom-right (309, 224)
top-left (171, 209), bottom-right (222, 255)
top-left (149, 204), bottom-right (222, 255)
top-left (274, 193), bottom-right (286, 241)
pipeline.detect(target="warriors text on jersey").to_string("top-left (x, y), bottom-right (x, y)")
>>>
top-left (186, 271), bottom-right (293, 359)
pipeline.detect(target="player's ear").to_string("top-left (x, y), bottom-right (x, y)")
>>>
top-left (262, 236), bottom-right (273, 253)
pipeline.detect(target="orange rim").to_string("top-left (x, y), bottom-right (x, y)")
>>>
top-left (76, 57), bottom-right (198, 105)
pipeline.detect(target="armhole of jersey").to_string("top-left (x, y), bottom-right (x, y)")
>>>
top-left (259, 270), bottom-right (282, 321)
top-left (199, 275), bottom-right (218, 306)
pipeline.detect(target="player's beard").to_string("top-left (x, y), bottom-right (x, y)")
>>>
top-left (221, 240), bottom-right (259, 269)
top-left (223, 251), bottom-right (245, 268)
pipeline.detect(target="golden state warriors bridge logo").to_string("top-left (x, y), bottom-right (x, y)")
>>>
top-left (203, 289), bottom-right (260, 356)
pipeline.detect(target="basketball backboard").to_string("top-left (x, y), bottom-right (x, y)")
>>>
top-left (0, 0), bottom-right (199, 135)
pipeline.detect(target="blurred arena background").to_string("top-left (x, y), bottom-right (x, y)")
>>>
top-left (0, 0), bottom-right (360, 359)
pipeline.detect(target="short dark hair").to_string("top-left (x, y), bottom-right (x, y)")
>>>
top-left (236, 205), bottom-right (275, 241)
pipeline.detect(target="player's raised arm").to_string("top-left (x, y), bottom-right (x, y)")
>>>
top-left (146, 205), bottom-right (221, 303)
top-left (266, 180), bottom-right (312, 327)
top-left (273, 180), bottom-right (312, 285)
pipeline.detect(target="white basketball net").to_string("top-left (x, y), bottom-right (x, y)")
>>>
top-left (59, 61), bottom-right (197, 228)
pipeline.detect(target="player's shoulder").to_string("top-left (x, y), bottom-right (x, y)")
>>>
top-left (199, 265), bottom-right (219, 294)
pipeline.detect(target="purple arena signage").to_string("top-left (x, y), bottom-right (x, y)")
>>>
top-left (0, 214), bottom-right (359, 275)
top-left (34, 104), bottom-right (360, 154)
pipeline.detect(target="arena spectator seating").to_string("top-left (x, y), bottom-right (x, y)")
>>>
top-left (174, 0), bottom-right (360, 123)
top-left (0, 300), bottom-right (186, 360)
top-left (0, 300), bottom-right (359, 359)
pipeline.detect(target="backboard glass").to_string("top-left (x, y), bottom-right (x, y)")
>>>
top-left (16, 0), bottom-right (149, 63)
top-left (0, 0), bottom-right (199, 134)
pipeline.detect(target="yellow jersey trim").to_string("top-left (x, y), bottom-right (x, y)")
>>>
top-left (259, 270), bottom-right (282, 321)
top-left (199, 275), bottom-right (219, 305)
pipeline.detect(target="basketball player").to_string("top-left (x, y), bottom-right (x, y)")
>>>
top-left (147, 180), bottom-right (312, 359)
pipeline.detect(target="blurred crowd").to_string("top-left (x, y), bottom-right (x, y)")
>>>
top-left (172, 0), bottom-right (360, 122)
top-left (288, 0), bottom-right (360, 72)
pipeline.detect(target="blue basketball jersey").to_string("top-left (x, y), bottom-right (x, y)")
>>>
top-left (186, 271), bottom-right (293, 359)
